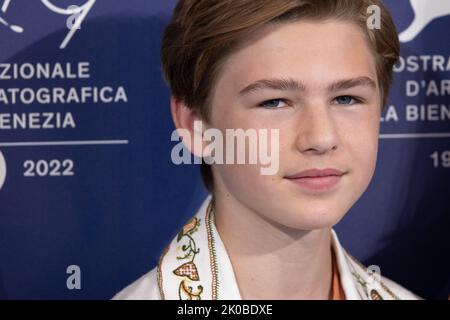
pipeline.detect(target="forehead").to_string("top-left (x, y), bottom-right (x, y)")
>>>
top-left (215, 19), bottom-right (378, 93)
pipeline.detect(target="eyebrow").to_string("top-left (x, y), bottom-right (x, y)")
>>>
top-left (239, 76), bottom-right (377, 96)
top-left (328, 77), bottom-right (377, 92)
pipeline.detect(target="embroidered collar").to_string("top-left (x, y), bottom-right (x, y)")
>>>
top-left (157, 195), bottom-right (399, 300)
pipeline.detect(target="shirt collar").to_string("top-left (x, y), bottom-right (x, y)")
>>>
top-left (157, 195), bottom-right (399, 300)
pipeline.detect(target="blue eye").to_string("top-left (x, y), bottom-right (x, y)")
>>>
top-left (259, 99), bottom-right (287, 108)
top-left (334, 96), bottom-right (360, 105)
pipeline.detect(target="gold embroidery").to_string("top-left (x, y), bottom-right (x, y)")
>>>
top-left (346, 252), bottom-right (400, 300)
top-left (179, 280), bottom-right (204, 300)
top-left (370, 289), bottom-right (383, 300)
top-left (181, 218), bottom-right (199, 237)
top-left (176, 217), bottom-right (201, 261)
top-left (205, 199), bottom-right (219, 300)
top-left (171, 216), bottom-right (203, 300)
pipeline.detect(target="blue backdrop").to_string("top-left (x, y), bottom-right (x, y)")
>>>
top-left (0, 0), bottom-right (448, 299)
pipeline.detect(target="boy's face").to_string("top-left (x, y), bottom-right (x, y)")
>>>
top-left (207, 20), bottom-right (381, 230)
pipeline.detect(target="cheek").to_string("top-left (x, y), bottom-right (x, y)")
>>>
top-left (215, 163), bottom-right (270, 203)
top-left (210, 98), bottom-right (244, 128)
top-left (343, 117), bottom-right (380, 178)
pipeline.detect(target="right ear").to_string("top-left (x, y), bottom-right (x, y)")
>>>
top-left (170, 96), bottom-right (205, 159)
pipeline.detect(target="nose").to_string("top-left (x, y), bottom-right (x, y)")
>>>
top-left (295, 104), bottom-right (339, 155)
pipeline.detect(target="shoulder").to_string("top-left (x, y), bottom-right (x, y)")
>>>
top-left (379, 274), bottom-right (422, 300)
top-left (331, 230), bottom-right (422, 300)
top-left (345, 253), bottom-right (422, 300)
top-left (112, 267), bottom-right (162, 300)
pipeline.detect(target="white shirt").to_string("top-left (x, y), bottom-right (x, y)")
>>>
top-left (113, 195), bottom-right (420, 300)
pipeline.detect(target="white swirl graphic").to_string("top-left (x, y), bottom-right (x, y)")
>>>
top-left (40, 0), bottom-right (96, 49)
top-left (400, 0), bottom-right (450, 43)
top-left (0, 150), bottom-right (6, 190)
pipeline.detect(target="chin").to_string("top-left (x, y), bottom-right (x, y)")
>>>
top-left (274, 206), bottom-right (347, 231)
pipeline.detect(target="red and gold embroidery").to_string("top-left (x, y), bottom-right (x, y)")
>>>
top-left (172, 217), bottom-right (203, 300)
top-left (173, 262), bottom-right (200, 281)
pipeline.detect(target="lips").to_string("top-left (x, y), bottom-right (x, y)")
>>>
top-left (286, 168), bottom-right (344, 179)
top-left (285, 168), bottom-right (345, 191)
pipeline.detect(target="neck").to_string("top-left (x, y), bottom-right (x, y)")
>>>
top-left (213, 193), bottom-right (333, 300)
